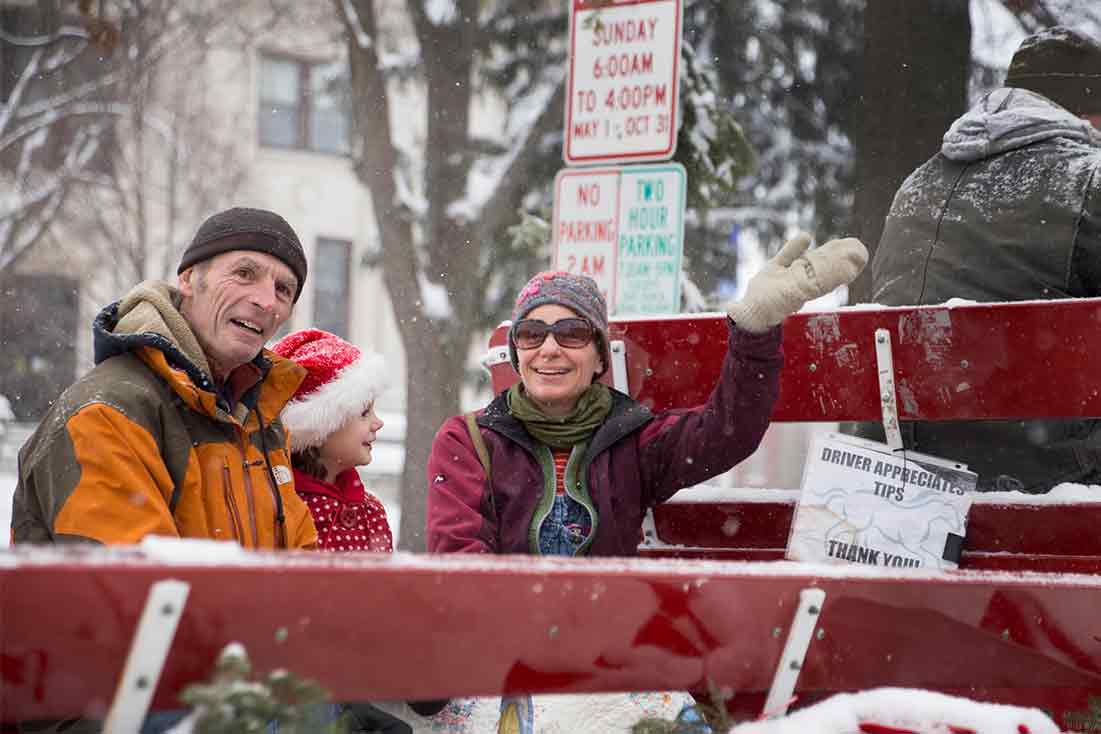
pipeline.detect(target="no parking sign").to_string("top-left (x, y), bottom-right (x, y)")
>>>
top-left (552, 163), bottom-right (685, 315)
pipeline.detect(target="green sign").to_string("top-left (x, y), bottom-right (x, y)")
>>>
top-left (552, 162), bottom-right (686, 315)
top-left (615, 164), bottom-right (685, 314)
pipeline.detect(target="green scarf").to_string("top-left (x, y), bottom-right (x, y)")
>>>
top-left (507, 383), bottom-right (612, 448)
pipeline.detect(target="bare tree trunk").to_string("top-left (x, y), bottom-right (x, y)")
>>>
top-left (850, 0), bottom-right (970, 303)
top-left (403, 1), bottom-right (483, 552)
top-left (340, 0), bottom-right (567, 551)
top-left (341, 0), bottom-right (453, 551)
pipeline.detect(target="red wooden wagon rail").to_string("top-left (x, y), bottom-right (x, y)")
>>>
top-left (5, 299), bottom-right (1101, 731)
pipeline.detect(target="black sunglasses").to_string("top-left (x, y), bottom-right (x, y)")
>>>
top-left (514, 318), bottom-right (595, 350)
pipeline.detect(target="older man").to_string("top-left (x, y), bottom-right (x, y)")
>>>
top-left (12, 207), bottom-right (318, 548)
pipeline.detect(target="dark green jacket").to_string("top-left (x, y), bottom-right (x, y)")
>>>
top-left (866, 88), bottom-right (1101, 492)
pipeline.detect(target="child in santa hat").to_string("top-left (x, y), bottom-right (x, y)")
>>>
top-left (271, 328), bottom-right (393, 553)
top-left (273, 328), bottom-right (426, 733)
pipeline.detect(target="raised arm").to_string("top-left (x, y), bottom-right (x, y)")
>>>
top-left (639, 233), bottom-right (868, 504)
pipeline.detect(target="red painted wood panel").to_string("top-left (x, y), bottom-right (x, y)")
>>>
top-left (489, 299), bottom-right (1101, 421)
top-left (5, 551), bottom-right (1101, 723)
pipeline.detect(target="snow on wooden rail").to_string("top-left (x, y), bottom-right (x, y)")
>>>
top-left (644, 493), bottom-right (1101, 572)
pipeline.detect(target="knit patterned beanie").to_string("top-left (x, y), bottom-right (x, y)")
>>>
top-left (508, 271), bottom-right (610, 376)
top-left (271, 329), bottom-right (387, 449)
top-left (179, 207), bottom-right (308, 302)
top-left (1005, 27), bottom-right (1101, 116)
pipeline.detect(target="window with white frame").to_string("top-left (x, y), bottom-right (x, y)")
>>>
top-left (258, 54), bottom-right (349, 154)
top-left (313, 238), bottom-right (352, 338)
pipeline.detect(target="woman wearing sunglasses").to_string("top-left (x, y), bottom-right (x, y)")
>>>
top-left (426, 232), bottom-right (867, 560)
top-left (424, 235), bottom-right (865, 731)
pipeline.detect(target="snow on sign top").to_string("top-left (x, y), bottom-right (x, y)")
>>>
top-left (565, 0), bottom-right (683, 165)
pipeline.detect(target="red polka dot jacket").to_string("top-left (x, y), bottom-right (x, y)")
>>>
top-left (293, 467), bottom-right (393, 552)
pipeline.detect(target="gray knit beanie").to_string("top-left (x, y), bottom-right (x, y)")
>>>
top-left (178, 207), bottom-right (308, 302)
top-left (509, 271), bottom-right (610, 376)
top-left (1005, 27), bottom-right (1101, 116)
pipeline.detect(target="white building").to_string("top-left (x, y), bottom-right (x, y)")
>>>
top-left (1, 1), bottom-right (430, 500)
top-left (3, 1), bottom-right (420, 412)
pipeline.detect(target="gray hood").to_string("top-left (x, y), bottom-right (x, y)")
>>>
top-left (941, 87), bottom-right (1100, 163)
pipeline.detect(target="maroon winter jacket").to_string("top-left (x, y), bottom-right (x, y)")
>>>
top-left (426, 321), bottom-right (783, 556)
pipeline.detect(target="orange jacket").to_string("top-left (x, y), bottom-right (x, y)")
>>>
top-left (12, 281), bottom-right (318, 549)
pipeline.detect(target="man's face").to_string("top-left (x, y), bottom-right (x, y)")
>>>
top-left (178, 250), bottom-right (298, 381)
top-left (1087, 113), bottom-right (1101, 131)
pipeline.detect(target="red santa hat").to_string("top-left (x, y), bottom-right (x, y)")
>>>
top-left (271, 328), bottom-right (388, 450)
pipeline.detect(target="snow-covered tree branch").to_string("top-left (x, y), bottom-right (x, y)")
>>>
top-left (0, 4), bottom-right (121, 275)
top-left (1, 0), bottom-right (253, 315)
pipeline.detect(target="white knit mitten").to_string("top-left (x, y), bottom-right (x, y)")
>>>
top-left (726, 232), bottom-right (868, 333)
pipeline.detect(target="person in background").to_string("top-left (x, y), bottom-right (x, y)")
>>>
top-left (271, 327), bottom-right (443, 732)
top-left (426, 234), bottom-right (867, 728)
top-left (863, 27), bottom-right (1101, 493)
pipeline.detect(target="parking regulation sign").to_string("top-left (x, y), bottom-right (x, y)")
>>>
top-left (552, 163), bottom-right (686, 315)
top-left (565, 0), bottom-right (682, 166)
